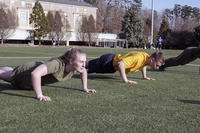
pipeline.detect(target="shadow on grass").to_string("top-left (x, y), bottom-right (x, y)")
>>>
top-left (73, 73), bottom-right (117, 80)
top-left (149, 68), bottom-right (200, 75)
top-left (73, 74), bottom-right (142, 81)
top-left (46, 85), bottom-right (84, 93)
top-left (0, 82), bottom-right (35, 99)
top-left (177, 99), bottom-right (200, 105)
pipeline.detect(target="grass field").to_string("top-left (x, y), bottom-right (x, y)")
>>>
top-left (0, 46), bottom-right (200, 133)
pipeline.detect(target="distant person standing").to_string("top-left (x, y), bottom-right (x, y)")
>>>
top-left (156, 37), bottom-right (163, 50)
top-left (52, 38), bottom-right (56, 46)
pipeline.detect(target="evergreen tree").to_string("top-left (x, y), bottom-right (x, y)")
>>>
top-left (30, 0), bottom-right (51, 45)
top-left (158, 18), bottom-right (170, 39)
top-left (121, 0), bottom-right (143, 47)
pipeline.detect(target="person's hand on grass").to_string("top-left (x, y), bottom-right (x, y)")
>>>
top-left (125, 80), bottom-right (138, 84)
top-left (84, 88), bottom-right (96, 94)
top-left (143, 77), bottom-right (155, 80)
top-left (37, 95), bottom-right (51, 102)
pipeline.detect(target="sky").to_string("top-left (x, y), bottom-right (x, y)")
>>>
top-left (142, 0), bottom-right (200, 12)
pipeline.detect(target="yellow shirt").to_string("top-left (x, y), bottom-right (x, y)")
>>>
top-left (113, 51), bottom-right (149, 73)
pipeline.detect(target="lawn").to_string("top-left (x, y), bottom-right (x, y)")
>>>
top-left (0, 46), bottom-right (200, 133)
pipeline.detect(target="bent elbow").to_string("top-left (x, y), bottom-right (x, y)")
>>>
top-left (31, 71), bottom-right (40, 79)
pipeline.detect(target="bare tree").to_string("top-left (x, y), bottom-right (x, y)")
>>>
top-left (47, 11), bottom-right (54, 40)
top-left (80, 15), bottom-right (97, 46)
top-left (64, 15), bottom-right (71, 46)
top-left (103, 6), bottom-right (124, 33)
top-left (54, 11), bottom-right (63, 45)
top-left (95, 0), bottom-right (107, 32)
top-left (47, 11), bottom-right (71, 46)
top-left (87, 15), bottom-right (97, 46)
top-left (0, 6), bottom-right (17, 44)
top-left (80, 16), bottom-right (89, 42)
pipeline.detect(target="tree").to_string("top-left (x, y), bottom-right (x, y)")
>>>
top-left (143, 17), bottom-right (151, 47)
top-left (0, 8), bottom-right (9, 44)
top-left (103, 6), bottom-right (124, 33)
top-left (80, 16), bottom-right (88, 42)
top-left (164, 4), bottom-right (200, 32)
top-left (121, 0), bottom-right (143, 47)
top-left (192, 7), bottom-right (200, 23)
top-left (64, 15), bottom-right (71, 46)
top-left (194, 25), bottom-right (200, 43)
top-left (181, 5), bottom-right (193, 20)
top-left (30, 0), bottom-right (51, 45)
top-left (162, 8), bottom-right (174, 29)
top-left (47, 11), bottom-right (71, 46)
top-left (87, 15), bottom-right (97, 46)
top-left (80, 15), bottom-right (97, 46)
top-left (54, 11), bottom-right (63, 45)
top-left (95, 0), bottom-right (107, 32)
top-left (158, 19), bottom-right (170, 39)
top-left (166, 31), bottom-right (199, 49)
top-left (84, 0), bottom-right (98, 5)
top-left (0, 6), bottom-right (17, 44)
top-left (84, 0), bottom-right (124, 34)
top-left (47, 11), bottom-right (54, 39)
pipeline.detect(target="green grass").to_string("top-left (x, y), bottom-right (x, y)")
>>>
top-left (0, 46), bottom-right (200, 133)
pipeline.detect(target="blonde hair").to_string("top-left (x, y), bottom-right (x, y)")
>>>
top-left (151, 52), bottom-right (164, 63)
top-left (59, 48), bottom-right (85, 64)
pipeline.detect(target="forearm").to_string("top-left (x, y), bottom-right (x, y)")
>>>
top-left (142, 66), bottom-right (155, 80)
top-left (80, 68), bottom-right (96, 93)
top-left (118, 61), bottom-right (128, 82)
top-left (31, 74), bottom-right (43, 98)
top-left (142, 66), bottom-right (147, 79)
top-left (80, 68), bottom-right (88, 91)
top-left (118, 62), bottom-right (137, 84)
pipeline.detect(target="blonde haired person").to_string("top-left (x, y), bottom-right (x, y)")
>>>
top-left (0, 48), bottom-right (96, 102)
top-left (87, 51), bottom-right (164, 84)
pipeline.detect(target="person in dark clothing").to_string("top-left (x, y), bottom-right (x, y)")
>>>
top-left (159, 47), bottom-right (200, 70)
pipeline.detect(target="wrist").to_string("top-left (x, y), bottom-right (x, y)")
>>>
top-left (124, 79), bottom-right (128, 83)
top-left (83, 88), bottom-right (89, 92)
top-left (36, 94), bottom-right (43, 99)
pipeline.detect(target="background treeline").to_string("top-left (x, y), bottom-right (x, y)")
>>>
top-left (0, 0), bottom-right (200, 49)
top-left (85, 0), bottom-right (200, 49)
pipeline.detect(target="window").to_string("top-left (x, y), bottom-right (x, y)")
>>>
top-left (74, 14), bottom-right (82, 31)
top-left (19, 9), bottom-right (29, 27)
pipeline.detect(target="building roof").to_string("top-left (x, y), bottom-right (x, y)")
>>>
top-left (40, 0), bottom-right (95, 8)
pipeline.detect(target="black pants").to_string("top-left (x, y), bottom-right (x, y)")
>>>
top-left (87, 54), bottom-right (116, 73)
top-left (160, 47), bottom-right (200, 69)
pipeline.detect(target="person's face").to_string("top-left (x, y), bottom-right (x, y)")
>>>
top-left (150, 57), bottom-right (164, 70)
top-left (70, 53), bottom-right (86, 73)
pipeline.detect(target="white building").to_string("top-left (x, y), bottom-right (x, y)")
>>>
top-left (1, 0), bottom-right (97, 43)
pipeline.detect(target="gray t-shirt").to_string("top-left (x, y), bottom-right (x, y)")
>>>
top-left (10, 58), bottom-right (74, 89)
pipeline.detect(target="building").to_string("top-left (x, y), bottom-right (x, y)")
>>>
top-left (0, 0), bottom-right (97, 44)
